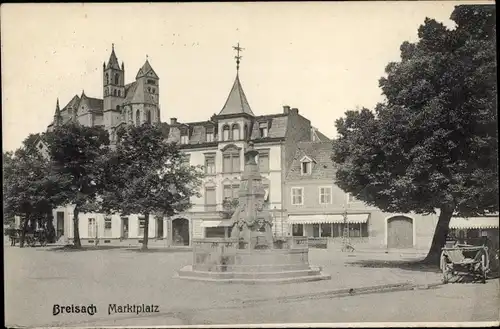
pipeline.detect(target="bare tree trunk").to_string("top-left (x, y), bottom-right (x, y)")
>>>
top-left (46, 211), bottom-right (56, 243)
top-left (423, 207), bottom-right (454, 265)
top-left (19, 217), bottom-right (30, 248)
top-left (73, 206), bottom-right (82, 248)
top-left (141, 213), bottom-right (149, 250)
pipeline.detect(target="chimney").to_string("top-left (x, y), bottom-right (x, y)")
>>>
top-left (290, 107), bottom-right (299, 115)
top-left (283, 105), bottom-right (290, 114)
top-left (170, 118), bottom-right (177, 125)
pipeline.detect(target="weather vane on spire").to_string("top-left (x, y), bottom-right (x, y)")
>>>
top-left (233, 42), bottom-right (244, 72)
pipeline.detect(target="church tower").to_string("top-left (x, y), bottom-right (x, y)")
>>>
top-left (134, 56), bottom-right (160, 125)
top-left (103, 44), bottom-right (125, 131)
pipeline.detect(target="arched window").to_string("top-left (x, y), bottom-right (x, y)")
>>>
top-left (222, 125), bottom-right (230, 141)
top-left (129, 109), bottom-right (133, 122)
top-left (104, 89), bottom-right (108, 96)
top-left (114, 73), bottom-right (119, 85)
top-left (105, 73), bottom-right (109, 84)
top-left (136, 110), bottom-right (140, 126)
top-left (243, 124), bottom-right (248, 140)
top-left (116, 105), bottom-right (120, 112)
top-left (146, 109), bottom-right (151, 124)
top-left (118, 90), bottom-right (121, 97)
top-left (232, 124), bottom-right (240, 141)
top-left (113, 89), bottom-right (117, 96)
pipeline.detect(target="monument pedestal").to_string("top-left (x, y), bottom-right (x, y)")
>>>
top-left (176, 238), bottom-right (331, 284)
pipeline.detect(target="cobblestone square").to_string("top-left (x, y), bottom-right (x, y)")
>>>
top-left (5, 245), bottom-right (498, 327)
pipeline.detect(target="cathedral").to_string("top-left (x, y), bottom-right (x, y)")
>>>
top-left (47, 44), bottom-right (161, 143)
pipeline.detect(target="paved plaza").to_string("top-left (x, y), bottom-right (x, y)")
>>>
top-left (4, 244), bottom-right (499, 327)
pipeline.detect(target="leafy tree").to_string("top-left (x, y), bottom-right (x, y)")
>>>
top-left (3, 134), bottom-right (59, 247)
top-left (332, 5), bottom-right (497, 264)
top-left (45, 122), bottom-right (110, 248)
top-left (102, 123), bottom-right (204, 250)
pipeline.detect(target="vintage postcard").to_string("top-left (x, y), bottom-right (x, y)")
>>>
top-left (2, 1), bottom-right (498, 328)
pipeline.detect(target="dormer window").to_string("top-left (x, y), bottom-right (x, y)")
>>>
top-left (300, 156), bottom-right (314, 175)
top-left (301, 162), bottom-right (311, 175)
top-left (222, 125), bottom-right (230, 141)
top-left (206, 127), bottom-right (215, 142)
top-left (232, 124), bottom-right (240, 140)
top-left (180, 127), bottom-right (189, 144)
top-left (259, 122), bottom-right (268, 138)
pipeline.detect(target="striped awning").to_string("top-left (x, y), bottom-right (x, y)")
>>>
top-left (449, 217), bottom-right (499, 230)
top-left (288, 214), bottom-right (369, 225)
top-left (200, 220), bottom-right (233, 228)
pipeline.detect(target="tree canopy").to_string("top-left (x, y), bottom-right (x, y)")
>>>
top-left (102, 123), bottom-right (204, 249)
top-left (3, 134), bottom-right (61, 246)
top-left (331, 5), bottom-right (497, 262)
top-left (45, 122), bottom-right (111, 248)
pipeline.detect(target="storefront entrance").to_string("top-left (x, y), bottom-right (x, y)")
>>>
top-left (172, 218), bottom-right (190, 246)
top-left (56, 212), bottom-right (65, 239)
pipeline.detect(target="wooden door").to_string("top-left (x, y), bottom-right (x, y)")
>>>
top-left (387, 216), bottom-right (413, 248)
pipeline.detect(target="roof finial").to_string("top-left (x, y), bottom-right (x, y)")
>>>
top-left (146, 54), bottom-right (148, 60)
top-left (112, 43), bottom-right (114, 51)
top-left (233, 42), bottom-right (244, 73)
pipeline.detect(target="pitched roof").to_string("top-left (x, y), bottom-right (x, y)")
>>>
top-left (106, 46), bottom-right (121, 70)
top-left (61, 95), bottom-right (80, 112)
top-left (249, 115), bottom-right (288, 140)
top-left (312, 127), bottom-right (331, 142)
top-left (286, 141), bottom-right (335, 180)
top-left (78, 92), bottom-right (103, 113)
top-left (218, 74), bottom-right (254, 116)
top-left (136, 59), bottom-right (158, 79)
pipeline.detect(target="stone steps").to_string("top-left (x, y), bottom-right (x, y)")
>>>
top-left (177, 265), bottom-right (331, 283)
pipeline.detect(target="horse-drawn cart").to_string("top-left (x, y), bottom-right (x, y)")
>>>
top-left (440, 244), bottom-right (489, 284)
top-left (25, 229), bottom-right (49, 247)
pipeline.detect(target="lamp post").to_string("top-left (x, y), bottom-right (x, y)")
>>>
top-left (341, 208), bottom-right (349, 252)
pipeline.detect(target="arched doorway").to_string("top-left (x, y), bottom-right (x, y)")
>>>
top-left (387, 216), bottom-right (413, 249)
top-left (172, 218), bottom-right (190, 246)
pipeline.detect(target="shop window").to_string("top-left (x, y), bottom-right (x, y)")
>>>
top-left (292, 224), bottom-right (303, 237)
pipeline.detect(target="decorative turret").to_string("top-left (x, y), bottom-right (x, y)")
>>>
top-left (218, 43), bottom-right (254, 117)
top-left (53, 98), bottom-right (62, 126)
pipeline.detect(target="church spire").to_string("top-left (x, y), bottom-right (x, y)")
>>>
top-left (54, 98), bottom-right (62, 126)
top-left (106, 43), bottom-right (121, 70)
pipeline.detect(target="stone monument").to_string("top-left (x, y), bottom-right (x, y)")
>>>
top-left (177, 142), bottom-right (331, 283)
top-left (229, 142), bottom-right (273, 250)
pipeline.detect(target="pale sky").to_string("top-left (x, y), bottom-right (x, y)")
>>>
top-left (1, 1), bottom-right (489, 152)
